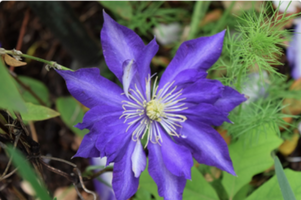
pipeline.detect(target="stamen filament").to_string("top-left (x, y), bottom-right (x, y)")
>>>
top-left (120, 75), bottom-right (188, 147)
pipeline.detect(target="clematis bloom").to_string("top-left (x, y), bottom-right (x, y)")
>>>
top-left (57, 12), bottom-right (246, 200)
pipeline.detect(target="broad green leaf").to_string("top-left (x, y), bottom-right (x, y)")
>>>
top-left (138, 162), bottom-right (163, 200)
top-left (274, 156), bottom-right (296, 200)
top-left (0, 57), bottom-right (26, 111)
top-left (20, 102), bottom-right (60, 121)
top-left (210, 179), bottom-right (229, 200)
top-left (100, 1), bottom-right (133, 20)
top-left (222, 126), bottom-right (283, 199)
top-left (183, 166), bottom-right (219, 200)
top-left (138, 163), bottom-right (219, 200)
top-left (56, 97), bottom-right (88, 137)
top-left (246, 169), bottom-right (301, 200)
top-left (233, 184), bottom-right (253, 200)
top-left (16, 76), bottom-right (50, 106)
top-left (133, 188), bottom-right (152, 200)
top-left (7, 145), bottom-right (52, 200)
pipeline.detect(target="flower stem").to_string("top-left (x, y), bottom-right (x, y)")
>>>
top-left (4, 49), bottom-right (72, 71)
top-left (188, 1), bottom-right (210, 40)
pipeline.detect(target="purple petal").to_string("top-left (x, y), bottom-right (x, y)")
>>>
top-left (131, 140), bottom-right (146, 178)
top-left (214, 86), bottom-right (246, 113)
top-left (75, 105), bottom-right (122, 130)
top-left (73, 131), bottom-right (100, 158)
top-left (56, 68), bottom-right (125, 109)
top-left (160, 127), bottom-right (193, 179)
top-left (105, 130), bottom-right (133, 164)
top-left (181, 79), bottom-right (224, 105)
top-left (173, 69), bottom-right (207, 88)
top-left (112, 140), bottom-right (139, 200)
top-left (148, 143), bottom-right (186, 200)
top-left (159, 30), bottom-right (225, 87)
top-left (95, 115), bottom-right (128, 157)
top-left (176, 120), bottom-right (236, 176)
top-left (135, 38), bottom-right (159, 90)
top-left (178, 103), bottom-right (231, 126)
top-left (101, 11), bottom-right (145, 81)
top-left (122, 59), bottom-right (137, 98)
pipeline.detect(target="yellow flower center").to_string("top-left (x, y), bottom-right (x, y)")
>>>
top-left (146, 100), bottom-right (165, 122)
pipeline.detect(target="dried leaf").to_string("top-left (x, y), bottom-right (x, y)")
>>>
top-left (54, 187), bottom-right (77, 200)
top-left (3, 54), bottom-right (27, 67)
top-left (279, 130), bottom-right (299, 156)
top-left (151, 56), bottom-right (170, 67)
top-left (20, 181), bottom-right (35, 196)
top-left (199, 9), bottom-right (222, 27)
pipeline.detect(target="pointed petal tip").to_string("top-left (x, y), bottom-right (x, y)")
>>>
top-left (219, 29), bottom-right (226, 36)
top-left (229, 170), bottom-right (237, 177)
top-left (71, 153), bottom-right (79, 159)
top-left (102, 9), bottom-right (110, 19)
top-left (74, 122), bottom-right (84, 130)
top-left (225, 165), bottom-right (236, 176)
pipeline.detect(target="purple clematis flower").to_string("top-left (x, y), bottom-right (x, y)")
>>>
top-left (57, 12), bottom-right (246, 200)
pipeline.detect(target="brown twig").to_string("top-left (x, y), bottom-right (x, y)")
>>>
top-left (73, 183), bottom-right (85, 200)
top-left (39, 155), bottom-right (97, 200)
top-left (40, 155), bottom-right (77, 168)
top-left (87, 167), bottom-right (113, 180)
top-left (10, 9), bottom-right (30, 72)
top-left (74, 168), bottom-right (96, 200)
top-left (39, 160), bottom-right (74, 183)
top-left (1, 132), bottom-right (21, 178)
top-left (11, 186), bottom-right (27, 200)
top-left (14, 112), bottom-right (30, 137)
top-left (0, 120), bottom-right (9, 135)
top-left (28, 121), bottom-right (38, 142)
top-left (0, 168), bottom-right (18, 181)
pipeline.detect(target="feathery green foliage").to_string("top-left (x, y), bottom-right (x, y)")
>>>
top-left (225, 100), bottom-right (293, 139)
top-left (211, 2), bottom-right (297, 91)
top-left (100, 1), bottom-right (190, 38)
top-left (211, 2), bottom-right (301, 140)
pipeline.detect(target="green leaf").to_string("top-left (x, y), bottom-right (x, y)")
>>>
top-left (233, 184), bottom-right (253, 200)
top-left (138, 162), bottom-right (163, 200)
top-left (138, 164), bottom-right (219, 200)
top-left (245, 169), bottom-right (301, 200)
top-left (56, 97), bottom-right (88, 137)
top-left (222, 126), bottom-right (283, 199)
top-left (183, 166), bottom-right (219, 200)
top-left (274, 156), bottom-right (296, 200)
top-left (210, 179), bottom-right (229, 200)
top-left (0, 57), bottom-right (26, 111)
top-left (20, 102), bottom-right (60, 121)
top-left (16, 76), bottom-right (50, 106)
top-left (133, 188), bottom-right (152, 200)
top-left (6, 145), bottom-right (52, 200)
top-left (100, 1), bottom-right (133, 20)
